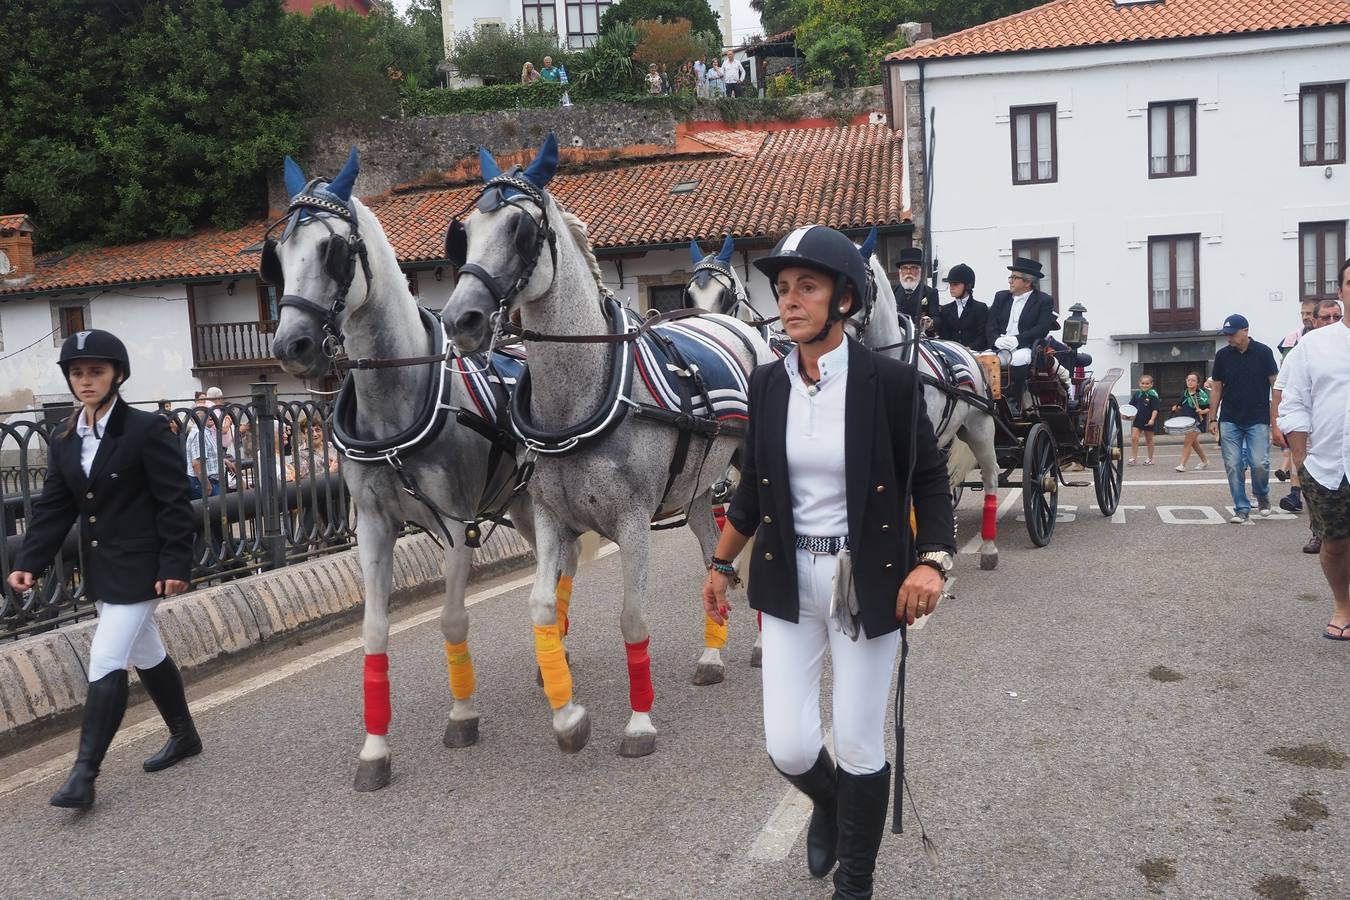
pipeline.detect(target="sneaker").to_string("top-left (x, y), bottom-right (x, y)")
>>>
top-left (1304, 535), bottom-right (1323, 554)
top-left (1193, 462), bottom-right (1209, 471)
top-left (1257, 499), bottom-right (1272, 518)
top-left (1275, 468), bottom-right (1290, 482)
top-left (1279, 494), bottom-right (1304, 513)
top-left (1175, 465), bottom-right (1186, 472)
top-left (1229, 512), bottom-right (1251, 524)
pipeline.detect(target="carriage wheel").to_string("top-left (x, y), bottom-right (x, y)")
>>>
top-left (1021, 423), bottom-right (1058, 547)
top-left (1094, 398), bottom-right (1125, 516)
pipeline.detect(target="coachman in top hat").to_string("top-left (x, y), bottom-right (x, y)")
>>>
top-left (891, 247), bottom-right (939, 329)
top-left (984, 257), bottom-right (1056, 411)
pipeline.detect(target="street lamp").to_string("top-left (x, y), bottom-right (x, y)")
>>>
top-left (1063, 302), bottom-right (1089, 349)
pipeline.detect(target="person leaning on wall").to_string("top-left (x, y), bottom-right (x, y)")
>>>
top-left (702, 225), bottom-right (956, 898)
top-left (7, 330), bottom-right (201, 810)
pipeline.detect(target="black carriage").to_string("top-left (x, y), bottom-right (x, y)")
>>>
top-left (956, 304), bottom-right (1125, 547)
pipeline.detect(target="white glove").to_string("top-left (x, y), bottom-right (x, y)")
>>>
top-left (995, 335), bottom-right (1017, 351)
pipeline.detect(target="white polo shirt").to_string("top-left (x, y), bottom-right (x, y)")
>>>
top-left (1276, 320), bottom-right (1350, 489)
top-left (783, 339), bottom-right (849, 538)
top-left (75, 399), bottom-right (118, 477)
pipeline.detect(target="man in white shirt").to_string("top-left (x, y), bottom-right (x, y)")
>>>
top-left (722, 50), bottom-right (747, 98)
top-left (1277, 261), bottom-right (1350, 642)
top-left (693, 58), bottom-right (707, 98)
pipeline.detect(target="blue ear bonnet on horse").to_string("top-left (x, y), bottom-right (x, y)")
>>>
top-left (281, 147), bottom-right (360, 223)
top-left (476, 134), bottom-right (560, 210)
top-left (858, 227), bottom-right (878, 261)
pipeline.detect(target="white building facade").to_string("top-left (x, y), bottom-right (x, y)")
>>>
top-left (440, 0), bottom-right (739, 53)
top-left (890, 20), bottom-right (1349, 398)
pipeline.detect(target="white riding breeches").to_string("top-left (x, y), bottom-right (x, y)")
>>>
top-left (760, 548), bottom-right (901, 777)
top-left (87, 599), bottom-right (167, 682)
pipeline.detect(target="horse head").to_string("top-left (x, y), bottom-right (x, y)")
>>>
top-left (684, 235), bottom-right (745, 316)
top-left (440, 135), bottom-right (560, 353)
top-left (267, 147), bottom-right (371, 377)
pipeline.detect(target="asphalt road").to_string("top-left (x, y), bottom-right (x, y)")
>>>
top-left (1, 439), bottom-right (1345, 900)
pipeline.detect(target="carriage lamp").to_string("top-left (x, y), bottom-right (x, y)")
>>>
top-left (1063, 303), bottom-right (1089, 348)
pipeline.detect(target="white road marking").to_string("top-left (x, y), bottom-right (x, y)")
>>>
top-left (749, 729), bottom-right (834, 862)
top-left (0, 545), bottom-right (621, 800)
top-left (1091, 504), bottom-right (1144, 524)
top-left (959, 489), bottom-right (1022, 556)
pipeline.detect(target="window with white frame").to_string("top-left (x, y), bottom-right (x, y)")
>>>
top-left (1300, 221), bottom-right (1347, 302)
top-left (1301, 83), bottom-right (1345, 166)
top-left (1010, 104), bottom-right (1056, 184)
top-left (1148, 235), bottom-right (1199, 332)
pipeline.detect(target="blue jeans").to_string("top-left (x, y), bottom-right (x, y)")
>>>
top-left (188, 475), bottom-right (219, 500)
top-left (1219, 422), bottom-right (1270, 515)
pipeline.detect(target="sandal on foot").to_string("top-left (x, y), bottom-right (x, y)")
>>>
top-left (1143, 459), bottom-right (1154, 466)
top-left (1324, 623), bottom-right (1350, 641)
top-left (1128, 458), bottom-right (1138, 466)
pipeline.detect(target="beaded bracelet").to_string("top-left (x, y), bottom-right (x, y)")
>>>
top-left (708, 557), bottom-right (741, 585)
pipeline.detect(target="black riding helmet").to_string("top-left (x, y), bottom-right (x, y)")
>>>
top-left (754, 226), bottom-right (868, 343)
top-left (943, 263), bottom-right (975, 291)
top-left (58, 330), bottom-right (131, 418)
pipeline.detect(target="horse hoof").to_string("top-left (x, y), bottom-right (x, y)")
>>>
top-left (442, 716), bottom-right (480, 749)
top-left (353, 756), bottom-right (391, 792)
top-left (618, 733), bottom-right (657, 758)
top-left (750, 645), bottom-right (763, 668)
top-left (692, 663), bottom-right (725, 685)
top-left (980, 552), bottom-right (999, 571)
top-left (555, 710), bottom-right (591, 754)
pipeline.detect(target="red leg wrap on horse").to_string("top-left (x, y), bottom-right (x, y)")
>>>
top-left (363, 653), bottom-right (391, 736)
top-left (625, 638), bottom-right (654, 713)
top-left (982, 493), bottom-right (999, 541)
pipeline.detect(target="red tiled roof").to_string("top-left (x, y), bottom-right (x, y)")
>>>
top-left (0, 214), bottom-right (34, 235)
top-left (684, 129), bottom-right (770, 156)
top-left (889, 0), bottom-right (1350, 61)
top-left (1, 124), bottom-right (906, 296)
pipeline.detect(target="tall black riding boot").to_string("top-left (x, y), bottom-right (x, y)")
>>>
top-left (137, 656), bottom-right (202, 772)
top-left (832, 763), bottom-right (891, 900)
top-left (50, 670), bottom-right (129, 809)
top-left (774, 747), bottom-right (838, 878)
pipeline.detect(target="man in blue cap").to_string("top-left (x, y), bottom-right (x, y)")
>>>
top-left (1209, 314), bottom-right (1279, 523)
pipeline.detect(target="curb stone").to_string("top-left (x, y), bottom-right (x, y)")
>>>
top-left (0, 530), bottom-right (532, 753)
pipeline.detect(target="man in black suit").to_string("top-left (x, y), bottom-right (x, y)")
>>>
top-left (891, 247), bottom-right (939, 329)
top-left (985, 257), bottom-right (1057, 411)
top-left (935, 263), bottom-right (989, 351)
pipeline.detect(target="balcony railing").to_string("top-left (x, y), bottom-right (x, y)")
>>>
top-left (194, 320), bottom-right (279, 368)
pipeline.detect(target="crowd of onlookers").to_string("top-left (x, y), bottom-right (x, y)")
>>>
top-left (518, 49), bottom-right (749, 99)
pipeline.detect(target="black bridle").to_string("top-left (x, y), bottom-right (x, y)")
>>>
top-left (686, 257), bottom-right (754, 319)
top-left (261, 180), bottom-right (373, 361)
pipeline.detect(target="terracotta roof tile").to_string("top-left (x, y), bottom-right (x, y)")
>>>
top-left (0, 214), bottom-right (34, 235)
top-left (889, 0), bottom-right (1350, 61)
top-left (1, 124), bottom-right (906, 296)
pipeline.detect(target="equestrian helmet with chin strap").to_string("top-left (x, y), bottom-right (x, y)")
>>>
top-left (58, 329), bottom-right (131, 381)
top-left (754, 226), bottom-right (868, 321)
top-left (943, 263), bottom-right (975, 290)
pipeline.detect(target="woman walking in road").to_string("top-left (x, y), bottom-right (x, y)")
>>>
top-left (7, 330), bottom-right (200, 810)
top-left (1171, 372), bottom-right (1211, 471)
top-left (701, 226), bottom-right (955, 898)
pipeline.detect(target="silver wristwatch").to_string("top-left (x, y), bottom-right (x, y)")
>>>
top-left (916, 551), bottom-right (954, 578)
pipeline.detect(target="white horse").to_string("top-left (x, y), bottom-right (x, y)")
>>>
top-left (440, 136), bottom-right (776, 756)
top-left (686, 234), bottom-right (1004, 569)
top-left (268, 149), bottom-right (582, 790)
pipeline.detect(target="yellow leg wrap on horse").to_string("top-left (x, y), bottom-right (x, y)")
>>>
top-left (910, 505), bottom-right (918, 536)
top-left (704, 614), bottom-right (728, 650)
top-left (555, 575), bottom-right (573, 636)
top-left (444, 640), bottom-right (476, 701)
top-left (533, 624), bottom-right (573, 710)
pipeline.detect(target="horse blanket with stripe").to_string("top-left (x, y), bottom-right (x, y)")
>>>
top-left (632, 313), bottom-right (753, 426)
top-left (458, 348), bottom-right (526, 425)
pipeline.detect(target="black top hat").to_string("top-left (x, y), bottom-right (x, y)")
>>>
top-left (897, 247), bottom-right (924, 267)
top-left (1007, 257), bottom-right (1044, 280)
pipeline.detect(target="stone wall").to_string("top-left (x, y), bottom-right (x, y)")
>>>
top-left (279, 87), bottom-right (884, 208)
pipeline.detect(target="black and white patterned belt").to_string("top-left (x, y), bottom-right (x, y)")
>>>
top-left (795, 535), bottom-right (848, 554)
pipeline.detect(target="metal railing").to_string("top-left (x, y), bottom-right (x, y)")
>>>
top-left (1, 384), bottom-right (365, 641)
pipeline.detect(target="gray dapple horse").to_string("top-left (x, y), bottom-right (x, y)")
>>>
top-left (686, 234), bottom-right (1004, 569)
top-left (440, 136), bottom-right (775, 756)
top-left (267, 149), bottom-right (580, 790)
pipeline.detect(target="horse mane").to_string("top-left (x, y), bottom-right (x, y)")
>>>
top-left (551, 201), bottom-right (605, 291)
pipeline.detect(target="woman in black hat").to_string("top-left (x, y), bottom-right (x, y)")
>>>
top-left (935, 263), bottom-right (989, 351)
top-left (8, 330), bottom-right (200, 810)
top-left (702, 226), bottom-right (955, 898)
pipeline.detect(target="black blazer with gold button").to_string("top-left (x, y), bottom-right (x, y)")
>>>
top-left (15, 401), bottom-right (194, 604)
top-left (725, 338), bottom-right (955, 639)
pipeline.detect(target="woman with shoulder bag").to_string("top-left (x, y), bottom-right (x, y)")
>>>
top-left (701, 226), bottom-right (956, 898)
top-left (7, 330), bottom-right (200, 810)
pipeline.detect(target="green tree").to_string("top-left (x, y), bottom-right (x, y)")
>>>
top-left (800, 21), bottom-right (867, 87)
top-left (450, 23), bottom-right (569, 85)
top-left (600, 0), bottom-right (721, 39)
top-left (0, 0), bottom-right (313, 249)
top-left (749, 0), bottom-right (799, 37)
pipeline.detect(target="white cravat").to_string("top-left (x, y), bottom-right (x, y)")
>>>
top-left (75, 399), bottom-right (118, 477)
top-left (955, 298), bottom-right (967, 318)
top-left (782, 340), bottom-right (850, 538)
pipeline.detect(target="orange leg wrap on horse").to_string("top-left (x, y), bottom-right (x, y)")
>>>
top-left (444, 641), bottom-right (475, 701)
top-left (982, 492), bottom-right (999, 540)
top-left (363, 653), bottom-right (391, 736)
top-left (534, 624), bottom-right (572, 710)
top-left (704, 615), bottom-right (728, 650)
top-left (555, 575), bottom-right (573, 637)
top-left (625, 637), bottom-right (654, 713)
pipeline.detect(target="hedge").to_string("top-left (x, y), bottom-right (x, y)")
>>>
top-left (403, 82), bottom-right (568, 116)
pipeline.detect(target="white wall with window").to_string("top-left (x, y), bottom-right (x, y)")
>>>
top-left (444, 0), bottom-right (614, 55)
top-left (894, 29), bottom-right (1350, 382)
